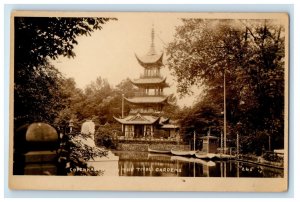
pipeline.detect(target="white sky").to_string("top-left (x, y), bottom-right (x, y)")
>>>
top-left (50, 14), bottom-right (202, 107)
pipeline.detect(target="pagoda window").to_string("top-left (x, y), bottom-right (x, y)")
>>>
top-left (149, 69), bottom-right (153, 77)
top-left (125, 125), bottom-right (134, 138)
top-left (148, 89), bottom-right (156, 96)
top-left (150, 125), bottom-right (154, 137)
top-left (144, 69), bottom-right (150, 77)
top-left (154, 68), bottom-right (159, 77)
top-left (145, 125), bottom-right (151, 136)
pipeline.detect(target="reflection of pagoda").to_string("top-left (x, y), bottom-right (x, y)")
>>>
top-left (114, 27), bottom-right (179, 139)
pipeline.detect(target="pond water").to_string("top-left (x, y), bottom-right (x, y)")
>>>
top-left (113, 151), bottom-right (283, 178)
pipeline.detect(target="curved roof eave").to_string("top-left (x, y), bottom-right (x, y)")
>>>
top-left (130, 77), bottom-right (167, 85)
top-left (113, 116), bottom-right (123, 123)
top-left (113, 115), bottom-right (160, 124)
top-left (135, 53), bottom-right (164, 68)
top-left (124, 96), bottom-right (168, 104)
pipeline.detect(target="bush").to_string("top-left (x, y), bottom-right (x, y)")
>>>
top-left (57, 132), bottom-right (107, 176)
top-left (95, 127), bottom-right (118, 149)
top-left (262, 152), bottom-right (283, 163)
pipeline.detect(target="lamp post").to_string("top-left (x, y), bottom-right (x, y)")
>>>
top-left (223, 70), bottom-right (227, 154)
top-left (236, 122), bottom-right (242, 159)
top-left (121, 94), bottom-right (124, 133)
top-left (268, 126), bottom-right (273, 151)
top-left (220, 131), bottom-right (224, 155)
top-left (193, 131), bottom-right (196, 152)
top-left (122, 93), bottom-right (124, 118)
top-left (268, 134), bottom-right (271, 152)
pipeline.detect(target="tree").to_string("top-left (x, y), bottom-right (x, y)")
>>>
top-left (14, 17), bottom-right (116, 129)
top-left (14, 62), bottom-right (66, 127)
top-left (178, 91), bottom-right (223, 142)
top-left (79, 76), bottom-right (113, 123)
top-left (14, 17), bottom-right (116, 175)
top-left (53, 78), bottom-right (84, 133)
top-left (94, 124), bottom-right (119, 149)
top-left (166, 19), bottom-right (285, 154)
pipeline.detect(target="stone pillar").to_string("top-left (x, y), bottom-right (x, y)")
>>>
top-left (124, 125), bottom-right (128, 138)
top-left (14, 123), bottom-right (59, 175)
top-left (132, 125), bottom-right (135, 138)
top-left (151, 125), bottom-right (153, 138)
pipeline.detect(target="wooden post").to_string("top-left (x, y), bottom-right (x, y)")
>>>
top-left (268, 135), bottom-right (271, 151)
top-left (207, 137), bottom-right (210, 153)
top-left (193, 131), bottom-right (196, 152)
top-left (224, 70), bottom-right (227, 154)
top-left (151, 125), bottom-right (153, 139)
top-left (236, 131), bottom-right (239, 159)
top-left (221, 131), bottom-right (223, 155)
top-left (122, 94), bottom-right (124, 118)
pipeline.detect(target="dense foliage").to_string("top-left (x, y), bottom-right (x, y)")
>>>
top-left (14, 17), bottom-right (116, 175)
top-left (52, 77), bottom-right (139, 133)
top-left (14, 17), bottom-right (115, 129)
top-left (167, 19), bottom-right (285, 154)
top-left (57, 132), bottom-right (107, 176)
top-left (94, 124), bottom-right (120, 149)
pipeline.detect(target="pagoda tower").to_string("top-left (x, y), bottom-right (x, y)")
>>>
top-left (114, 27), bottom-right (178, 139)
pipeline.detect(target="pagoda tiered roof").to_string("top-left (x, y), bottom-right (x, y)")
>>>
top-left (130, 77), bottom-right (169, 87)
top-left (114, 113), bottom-right (160, 125)
top-left (135, 52), bottom-right (164, 68)
top-left (124, 96), bottom-right (168, 104)
top-left (135, 26), bottom-right (164, 68)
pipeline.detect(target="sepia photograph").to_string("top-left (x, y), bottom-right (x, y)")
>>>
top-left (9, 11), bottom-right (289, 191)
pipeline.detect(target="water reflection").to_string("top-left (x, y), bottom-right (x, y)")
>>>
top-left (114, 151), bottom-right (283, 178)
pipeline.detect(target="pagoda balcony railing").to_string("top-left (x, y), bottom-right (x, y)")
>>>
top-left (129, 108), bottom-right (162, 114)
top-left (133, 92), bottom-right (166, 97)
top-left (117, 136), bottom-right (183, 143)
top-left (139, 74), bottom-right (163, 79)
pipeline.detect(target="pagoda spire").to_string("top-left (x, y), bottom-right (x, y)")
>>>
top-left (135, 25), bottom-right (163, 68)
top-left (148, 24), bottom-right (156, 56)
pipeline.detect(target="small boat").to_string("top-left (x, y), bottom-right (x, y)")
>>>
top-left (171, 156), bottom-right (216, 167)
top-left (148, 147), bottom-right (171, 154)
top-left (195, 152), bottom-right (216, 159)
top-left (147, 153), bottom-right (171, 158)
top-left (195, 159), bottom-right (216, 167)
top-left (171, 149), bottom-right (196, 156)
top-left (213, 153), bottom-right (235, 159)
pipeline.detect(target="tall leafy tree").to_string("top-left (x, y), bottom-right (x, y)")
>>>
top-left (14, 17), bottom-right (117, 176)
top-left (167, 19), bottom-right (285, 153)
top-left (14, 17), bottom-right (115, 129)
